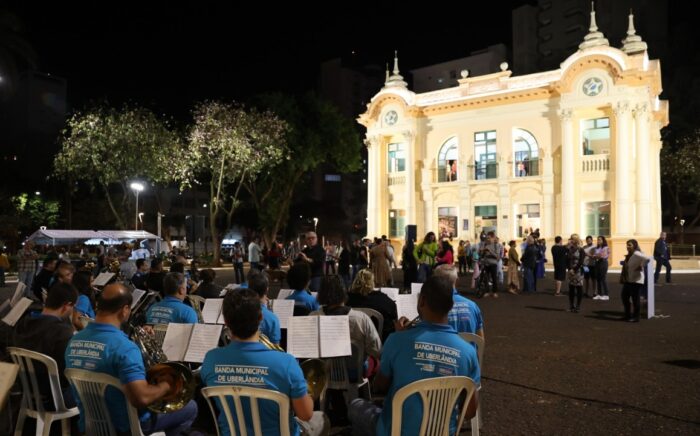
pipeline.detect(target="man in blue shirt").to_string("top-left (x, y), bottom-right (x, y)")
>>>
top-left (146, 272), bottom-right (199, 324)
top-left (247, 271), bottom-right (282, 345)
top-left (434, 264), bottom-right (485, 338)
top-left (348, 276), bottom-right (480, 436)
top-left (201, 289), bottom-right (329, 436)
top-left (65, 283), bottom-right (197, 435)
top-left (286, 262), bottom-right (320, 312)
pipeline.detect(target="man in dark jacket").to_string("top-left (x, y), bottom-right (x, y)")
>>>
top-left (551, 236), bottom-right (568, 296)
top-left (653, 232), bottom-right (672, 284)
top-left (12, 282), bottom-right (78, 408)
top-left (298, 232), bottom-right (325, 292)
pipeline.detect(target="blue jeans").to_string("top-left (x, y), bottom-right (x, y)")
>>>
top-left (18, 271), bottom-right (35, 296)
top-left (522, 267), bottom-right (535, 292)
top-left (348, 398), bottom-right (381, 436)
top-left (140, 399), bottom-right (197, 436)
top-left (654, 257), bottom-right (671, 283)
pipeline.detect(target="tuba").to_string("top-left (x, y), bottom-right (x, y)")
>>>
top-left (130, 325), bottom-right (196, 413)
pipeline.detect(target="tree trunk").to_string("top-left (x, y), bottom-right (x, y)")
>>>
top-left (261, 171), bottom-right (303, 248)
top-left (103, 184), bottom-right (127, 229)
top-left (209, 180), bottom-right (222, 267)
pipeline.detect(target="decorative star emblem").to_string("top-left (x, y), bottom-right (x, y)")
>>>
top-left (384, 110), bottom-right (398, 125)
top-left (582, 77), bottom-right (603, 96)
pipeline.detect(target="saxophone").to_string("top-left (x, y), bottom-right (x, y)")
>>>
top-left (130, 325), bottom-right (196, 413)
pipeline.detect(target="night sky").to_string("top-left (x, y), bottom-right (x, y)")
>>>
top-left (7, 1), bottom-right (534, 116)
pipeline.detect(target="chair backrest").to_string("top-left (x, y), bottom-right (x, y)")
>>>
top-left (201, 385), bottom-right (290, 436)
top-left (65, 368), bottom-right (144, 436)
top-left (153, 323), bottom-right (169, 349)
top-left (390, 376), bottom-right (477, 436)
top-left (8, 347), bottom-right (70, 414)
top-left (353, 307), bottom-right (384, 334)
top-left (326, 340), bottom-right (365, 389)
top-left (458, 333), bottom-right (484, 369)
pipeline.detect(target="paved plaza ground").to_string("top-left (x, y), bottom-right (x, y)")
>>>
top-left (1, 267), bottom-right (699, 435)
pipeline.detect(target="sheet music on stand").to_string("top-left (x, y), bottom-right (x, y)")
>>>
top-left (276, 289), bottom-right (294, 300)
top-left (271, 299), bottom-right (295, 329)
top-left (380, 287), bottom-right (400, 301)
top-left (131, 289), bottom-right (147, 310)
top-left (287, 315), bottom-right (351, 359)
top-left (161, 323), bottom-right (222, 363)
top-left (396, 293), bottom-right (419, 320)
top-left (10, 282), bottom-right (26, 307)
top-left (93, 272), bottom-right (115, 287)
top-left (1, 297), bottom-right (33, 327)
top-left (201, 298), bottom-right (225, 324)
top-left (411, 282), bottom-right (423, 295)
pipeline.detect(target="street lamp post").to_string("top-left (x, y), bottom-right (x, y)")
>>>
top-left (130, 182), bottom-right (144, 230)
top-left (313, 217), bottom-right (318, 234)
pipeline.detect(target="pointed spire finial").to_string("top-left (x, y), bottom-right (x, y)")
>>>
top-left (589, 1), bottom-right (598, 32)
top-left (622, 9), bottom-right (647, 54)
top-left (385, 63), bottom-right (389, 82)
top-left (382, 50), bottom-right (408, 90)
top-left (579, 1), bottom-right (609, 50)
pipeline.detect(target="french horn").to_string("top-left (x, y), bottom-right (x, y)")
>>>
top-left (131, 325), bottom-right (196, 413)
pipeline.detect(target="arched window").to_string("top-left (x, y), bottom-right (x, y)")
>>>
top-left (513, 129), bottom-right (539, 177)
top-left (437, 137), bottom-right (459, 182)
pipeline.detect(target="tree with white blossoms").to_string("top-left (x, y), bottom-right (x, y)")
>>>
top-left (181, 101), bottom-right (288, 266)
top-left (53, 104), bottom-right (182, 229)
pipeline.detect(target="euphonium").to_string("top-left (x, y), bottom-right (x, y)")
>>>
top-left (259, 333), bottom-right (285, 351)
top-left (130, 325), bottom-right (196, 413)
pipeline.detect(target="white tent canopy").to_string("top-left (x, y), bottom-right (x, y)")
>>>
top-left (27, 228), bottom-right (160, 245)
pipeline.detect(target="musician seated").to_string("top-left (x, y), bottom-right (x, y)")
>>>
top-left (348, 276), bottom-right (480, 436)
top-left (433, 264), bottom-right (485, 338)
top-left (201, 289), bottom-right (329, 436)
top-left (195, 268), bottom-right (224, 299)
top-left (310, 275), bottom-right (382, 380)
top-left (71, 270), bottom-right (97, 330)
top-left (12, 282), bottom-right (78, 409)
top-left (285, 263), bottom-right (320, 312)
top-left (146, 272), bottom-right (199, 325)
top-left (65, 283), bottom-right (197, 435)
top-left (347, 269), bottom-right (398, 341)
top-left (247, 272), bottom-right (281, 346)
top-left (145, 258), bottom-right (166, 296)
top-left (131, 258), bottom-right (150, 290)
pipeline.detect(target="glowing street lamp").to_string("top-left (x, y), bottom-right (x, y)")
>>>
top-left (130, 182), bottom-right (145, 230)
top-left (313, 217), bottom-right (318, 233)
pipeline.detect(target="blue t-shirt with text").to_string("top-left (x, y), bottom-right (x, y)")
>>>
top-left (376, 321), bottom-right (480, 436)
top-left (146, 296), bottom-right (198, 324)
top-left (448, 289), bottom-right (484, 334)
top-left (75, 294), bottom-right (95, 319)
top-left (286, 290), bottom-right (319, 312)
top-left (65, 322), bottom-right (149, 432)
top-left (260, 304), bottom-right (281, 344)
top-left (201, 341), bottom-right (308, 436)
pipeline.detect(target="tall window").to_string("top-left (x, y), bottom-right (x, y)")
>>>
top-left (389, 210), bottom-right (406, 238)
top-left (513, 129), bottom-right (539, 177)
top-left (517, 204), bottom-right (541, 237)
top-left (437, 137), bottom-right (458, 182)
top-left (438, 207), bottom-right (458, 238)
top-left (474, 131), bottom-right (497, 180)
top-left (585, 201), bottom-right (611, 237)
top-left (474, 205), bottom-right (498, 238)
top-left (582, 118), bottom-right (610, 155)
top-left (388, 143), bottom-right (405, 173)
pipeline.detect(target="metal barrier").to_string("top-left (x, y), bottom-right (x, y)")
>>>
top-left (669, 244), bottom-right (696, 257)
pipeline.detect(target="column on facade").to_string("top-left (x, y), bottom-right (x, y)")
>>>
top-left (497, 149), bottom-right (511, 240)
top-left (365, 135), bottom-right (381, 237)
top-left (403, 130), bottom-right (416, 225)
top-left (541, 146), bottom-right (556, 239)
top-left (634, 103), bottom-right (652, 235)
top-left (614, 101), bottom-right (633, 235)
top-left (559, 108), bottom-right (575, 236)
top-left (420, 158), bottom-right (434, 235)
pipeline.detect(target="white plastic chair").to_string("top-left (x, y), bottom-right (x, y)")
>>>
top-left (64, 368), bottom-right (163, 436)
top-left (8, 347), bottom-right (79, 436)
top-left (325, 340), bottom-right (370, 406)
top-left (152, 324), bottom-right (169, 349)
top-left (201, 385), bottom-right (291, 436)
top-left (390, 375), bottom-right (477, 436)
top-left (353, 307), bottom-right (384, 335)
top-left (459, 332), bottom-right (485, 436)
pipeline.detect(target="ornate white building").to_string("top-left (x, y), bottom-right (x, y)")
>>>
top-left (358, 8), bottom-right (668, 260)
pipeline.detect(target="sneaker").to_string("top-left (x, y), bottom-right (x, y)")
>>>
top-left (483, 293), bottom-right (491, 298)
top-left (593, 295), bottom-right (601, 300)
top-left (493, 293), bottom-right (499, 298)
top-left (601, 296), bottom-right (609, 301)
